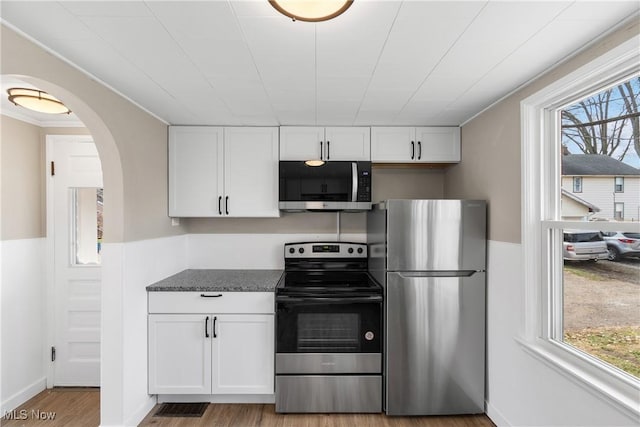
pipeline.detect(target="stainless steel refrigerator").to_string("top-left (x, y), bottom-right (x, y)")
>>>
top-left (367, 199), bottom-right (486, 416)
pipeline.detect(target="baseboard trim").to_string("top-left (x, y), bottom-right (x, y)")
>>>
top-left (124, 395), bottom-right (157, 427)
top-left (1, 377), bottom-right (47, 414)
top-left (156, 394), bottom-right (275, 404)
top-left (486, 400), bottom-right (511, 427)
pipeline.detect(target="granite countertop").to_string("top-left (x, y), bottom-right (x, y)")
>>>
top-left (146, 269), bottom-right (283, 292)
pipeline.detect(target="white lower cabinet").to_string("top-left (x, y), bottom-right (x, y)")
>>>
top-left (212, 315), bottom-right (274, 394)
top-left (148, 292), bottom-right (274, 396)
top-left (148, 314), bottom-right (212, 395)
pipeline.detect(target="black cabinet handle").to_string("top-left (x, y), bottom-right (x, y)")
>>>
top-left (320, 141), bottom-right (323, 160)
top-left (213, 316), bottom-right (218, 338)
top-left (418, 141), bottom-right (422, 160)
top-left (200, 293), bottom-right (223, 298)
top-left (225, 196), bottom-right (229, 215)
top-left (326, 140), bottom-right (330, 160)
top-left (205, 316), bottom-right (210, 338)
top-left (411, 141), bottom-right (415, 160)
top-left (218, 196), bottom-right (222, 215)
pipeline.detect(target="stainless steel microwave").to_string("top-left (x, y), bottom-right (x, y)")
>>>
top-left (279, 161), bottom-right (372, 211)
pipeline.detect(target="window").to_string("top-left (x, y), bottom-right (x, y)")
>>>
top-left (522, 35), bottom-right (639, 414)
top-left (614, 202), bottom-right (624, 220)
top-left (615, 176), bottom-right (624, 192)
top-left (71, 187), bottom-right (103, 265)
top-left (573, 176), bottom-right (583, 192)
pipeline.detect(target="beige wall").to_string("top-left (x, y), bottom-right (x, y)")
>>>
top-left (1, 24), bottom-right (184, 243)
top-left (187, 167), bottom-right (445, 233)
top-left (0, 116), bottom-right (44, 240)
top-left (445, 17), bottom-right (640, 243)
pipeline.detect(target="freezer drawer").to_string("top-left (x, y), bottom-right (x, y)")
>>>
top-left (385, 271), bottom-right (486, 415)
top-left (276, 375), bottom-right (381, 413)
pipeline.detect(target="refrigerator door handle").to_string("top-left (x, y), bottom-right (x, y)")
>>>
top-left (396, 270), bottom-right (478, 278)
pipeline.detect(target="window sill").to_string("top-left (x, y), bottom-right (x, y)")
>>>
top-left (515, 336), bottom-right (640, 420)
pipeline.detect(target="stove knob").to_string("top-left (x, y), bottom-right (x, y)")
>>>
top-left (348, 248), bottom-right (354, 254)
top-left (299, 247), bottom-right (305, 254)
top-left (357, 247), bottom-right (364, 254)
top-left (289, 248), bottom-right (295, 254)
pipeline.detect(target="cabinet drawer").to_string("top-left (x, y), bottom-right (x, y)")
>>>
top-left (149, 292), bottom-right (274, 314)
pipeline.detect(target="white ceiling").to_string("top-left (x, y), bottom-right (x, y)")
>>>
top-left (1, 1), bottom-right (638, 126)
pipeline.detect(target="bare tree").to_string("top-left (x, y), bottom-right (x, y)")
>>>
top-left (561, 76), bottom-right (640, 162)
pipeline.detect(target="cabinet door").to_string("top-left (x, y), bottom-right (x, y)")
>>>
top-left (324, 127), bottom-right (371, 161)
top-left (212, 314), bottom-right (274, 394)
top-left (279, 127), bottom-right (325, 160)
top-left (169, 126), bottom-right (224, 216)
top-left (224, 127), bottom-right (280, 217)
top-left (371, 127), bottom-right (415, 162)
top-left (414, 127), bottom-right (460, 163)
top-left (148, 314), bottom-right (212, 394)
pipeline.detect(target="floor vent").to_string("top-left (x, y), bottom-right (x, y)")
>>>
top-left (154, 402), bottom-right (208, 417)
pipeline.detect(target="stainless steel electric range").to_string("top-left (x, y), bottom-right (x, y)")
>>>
top-left (275, 242), bottom-right (383, 413)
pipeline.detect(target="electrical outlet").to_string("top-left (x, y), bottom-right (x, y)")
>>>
top-left (171, 217), bottom-right (180, 226)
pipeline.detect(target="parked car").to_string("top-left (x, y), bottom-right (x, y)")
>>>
top-left (563, 230), bottom-right (608, 261)
top-left (601, 231), bottom-right (640, 261)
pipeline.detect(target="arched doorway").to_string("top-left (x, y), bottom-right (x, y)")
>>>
top-left (1, 74), bottom-right (125, 425)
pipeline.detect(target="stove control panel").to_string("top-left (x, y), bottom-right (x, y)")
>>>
top-left (284, 242), bottom-right (367, 258)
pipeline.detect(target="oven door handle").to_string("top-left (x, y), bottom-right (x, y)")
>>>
top-left (276, 295), bottom-right (383, 304)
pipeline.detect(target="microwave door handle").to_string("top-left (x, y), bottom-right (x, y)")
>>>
top-left (351, 162), bottom-right (358, 202)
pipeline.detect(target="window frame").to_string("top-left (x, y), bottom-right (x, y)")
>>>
top-left (521, 35), bottom-right (640, 418)
top-left (614, 176), bottom-right (624, 193)
top-left (572, 176), bottom-right (583, 193)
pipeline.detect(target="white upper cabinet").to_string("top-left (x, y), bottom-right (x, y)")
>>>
top-left (224, 127), bottom-right (279, 217)
top-left (169, 126), bottom-right (224, 217)
top-left (279, 127), bottom-right (370, 161)
top-left (324, 127), bottom-right (371, 161)
top-left (371, 127), bottom-right (460, 163)
top-left (168, 126), bottom-right (279, 218)
top-left (279, 127), bottom-right (325, 161)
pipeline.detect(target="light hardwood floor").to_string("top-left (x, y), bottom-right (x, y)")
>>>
top-left (1, 389), bottom-right (495, 427)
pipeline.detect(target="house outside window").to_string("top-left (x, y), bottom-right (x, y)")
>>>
top-left (615, 176), bottom-right (624, 192)
top-left (573, 176), bottom-right (583, 192)
top-left (522, 36), bottom-right (639, 416)
top-left (614, 202), bottom-right (624, 220)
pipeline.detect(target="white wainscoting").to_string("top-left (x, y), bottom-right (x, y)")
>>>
top-left (0, 238), bottom-right (46, 414)
top-left (485, 240), bottom-right (638, 427)
top-left (188, 233), bottom-right (366, 269)
top-left (101, 235), bottom-right (187, 427)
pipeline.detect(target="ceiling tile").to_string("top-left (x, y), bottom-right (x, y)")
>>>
top-left (60, 1), bottom-right (152, 17)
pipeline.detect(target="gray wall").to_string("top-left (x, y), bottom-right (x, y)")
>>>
top-left (445, 16), bottom-right (640, 243)
top-left (1, 24), bottom-right (185, 243)
top-left (1, 116), bottom-right (44, 240)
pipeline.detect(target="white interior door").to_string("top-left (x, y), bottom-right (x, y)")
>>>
top-left (50, 137), bottom-right (103, 386)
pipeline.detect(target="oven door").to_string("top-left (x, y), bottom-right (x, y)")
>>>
top-left (275, 295), bottom-right (382, 374)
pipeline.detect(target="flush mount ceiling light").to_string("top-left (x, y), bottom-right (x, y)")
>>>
top-left (7, 87), bottom-right (71, 114)
top-left (269, 0), bottom-right (353, 22)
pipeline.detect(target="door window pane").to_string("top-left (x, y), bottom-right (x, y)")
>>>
top-left (71, 187), bottom-right (103, 265)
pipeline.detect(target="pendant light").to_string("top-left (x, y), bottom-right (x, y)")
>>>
top-left (7, 88), bottom-right (71, 114)
top-left (269, 0), bottom-right (353, 22)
